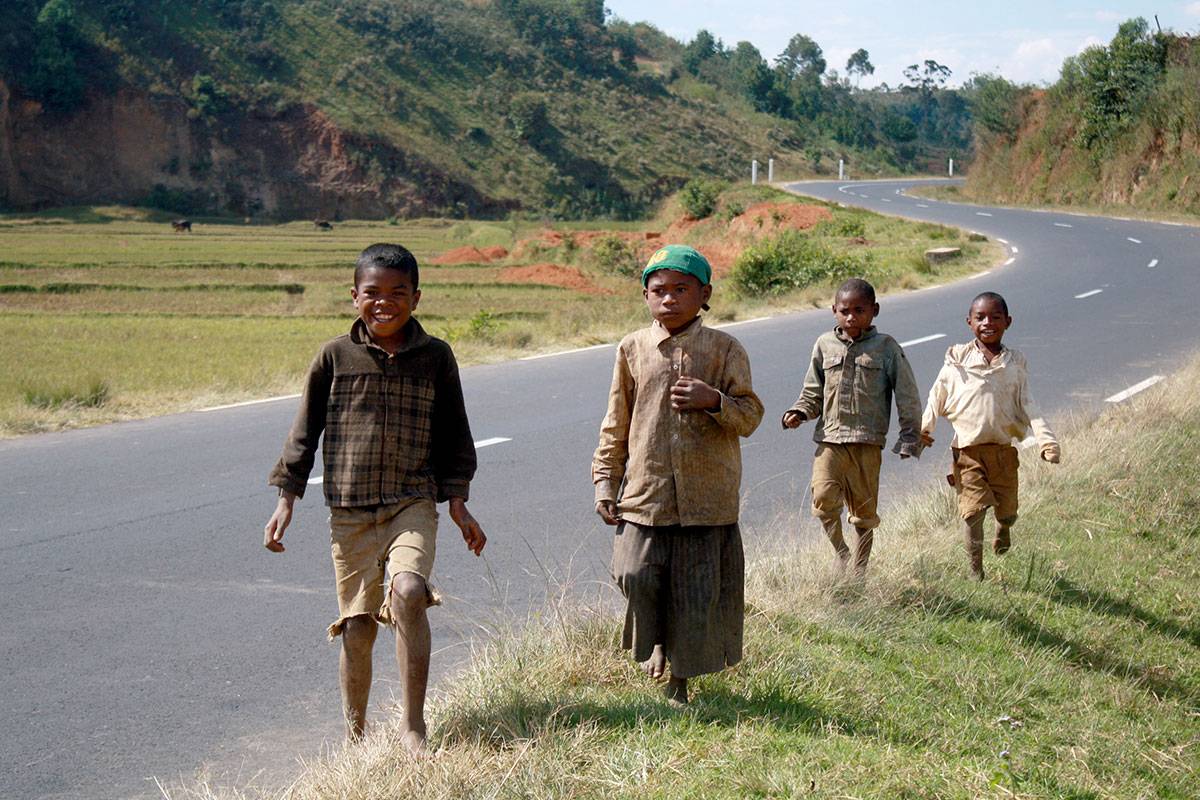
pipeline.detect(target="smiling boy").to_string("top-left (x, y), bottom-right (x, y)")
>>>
top-left (920, 291), bottom-right (1060, 579)
top-left (264, 243), bottom-right (486, 752)
top-left (593, 245), bottom-right (763, 704)
top-left (783, 278), bottom-right (923, 575)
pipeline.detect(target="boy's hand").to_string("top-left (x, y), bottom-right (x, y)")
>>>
top-left (596, 499), bottom-right (621, 526)
top-left (1040, 443), bottom-right (1061, 464)
top-left (920, 431), bottom-right (935, 447)
top-left (264, 491), bottom-right (296, 553)
top-left (782, 410), bottom-right (806, 429)
top-left (449, 497), bottom-right (486, 555)
top-left (670, 377), bottom-right (721, 412)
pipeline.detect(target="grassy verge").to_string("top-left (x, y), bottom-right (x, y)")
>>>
top-left (904, 184), bottom-right (1200, 228)
top-left (0, 192), bottom-right (1000, 436)
top-left (172, 357), bottom-right (1199, 799)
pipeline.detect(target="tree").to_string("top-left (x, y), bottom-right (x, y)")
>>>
top-left (727, 41), bottom-right (773, 109)
top-left (776, 33), bottom-right (825, 80)
top-left (962, 73), bottom-right (1024, 138)
top-left (682, 29), bottom-right (720, 75)
top-left (845, 48), bottom-right (873, 86)
top-left (903, 59), bottom-right (952, 93)
top-left (27, 0), bottom-right (86, 114)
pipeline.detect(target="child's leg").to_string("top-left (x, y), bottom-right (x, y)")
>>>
top-left (964, 510), bottom-right (987, 579)
top-left (612, 521), bottom-right (669, 678)
top-left (995, 515), bottom-right (1017, 554)
top-left (844, 444), bottom-right (883, 576)
top-left (340, 614), bottom-right (378, 740)
top-left (852, 526), bottom-right (874, 575)
top-left (389, 571), bottom-right (432, 753)
top-left (811, 444), bottom-right (851, 566)
top-left (820, 516), bottom-right (851, 565)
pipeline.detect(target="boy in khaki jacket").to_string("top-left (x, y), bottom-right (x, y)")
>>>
top-left (921, 291), bottom-right (1060, 579)
top-left (783, 278), bottom-right (923, 575)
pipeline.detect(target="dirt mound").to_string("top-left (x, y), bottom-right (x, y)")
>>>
top-left (727, 202), bottom-right (832, 235)
top-left (498, 263), bottom-right (611, 295)
top-left (430, 245), bottom-right (509, 265)
top-left (512, 229), bottom-right (662, 260)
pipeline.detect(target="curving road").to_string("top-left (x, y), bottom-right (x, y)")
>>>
top-left (2, 179), bottom-right (1199, 799)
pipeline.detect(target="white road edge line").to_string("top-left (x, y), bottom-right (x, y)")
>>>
top-left (881, 198), bottom-right (893, 202)
top-left (916, 203), bottom-right (930, 208)
top-left (1147, 259), bottom-right (1159, 268)
top-left (975, 212), bottom-right (993, 217)
top-left (200, 394), bottom-right (301, 412)
top-left (997, 238), bottom-right (1009, 244)
top-left (474, 437), bottom-right (513, 448)
top-left (1075, 289), bottom-right (1103, 299)
top-left (1105, 375), bottom-right (1166, 403)
top-left (898, 333), bottom-right (946, 348)
top-left (1053, 222), bottom-right (1073, 228)
top-left (969, 270), bottom-right (992, 279)
top-left (1127, 237), bottom-right (1142, 244)
top-left (520, 343), bottom-right (611, 361)
top-left (1003, 258), bottom-right (1015, 266)
top-left (712, 316), bottom-right (770, 328)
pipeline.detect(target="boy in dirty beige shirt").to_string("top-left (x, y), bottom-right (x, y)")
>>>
top-left (921, 291), bottom-right (1060, 579)
top-left (593, 245), bottom-right (763, 704)
top-left (783, 278), bottom-right (923, 575)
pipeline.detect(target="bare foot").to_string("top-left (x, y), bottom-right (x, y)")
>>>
top-left (664, 675), bottom-right (688, 705)
top-left (641, 644), bottom-right (667, 680)
top-left (400, 728), bottom-right (428, 757)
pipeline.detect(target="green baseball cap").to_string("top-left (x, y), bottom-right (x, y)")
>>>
top-left (641, 244), bottom-right (712, 287)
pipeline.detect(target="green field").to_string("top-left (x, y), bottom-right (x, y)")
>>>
top-left (0, 191), bottom-right (999, 436)
top-left (167, 358), bottom-right (1200, 800)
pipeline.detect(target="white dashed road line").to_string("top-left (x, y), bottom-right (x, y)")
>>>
top-left (881, 198), bottom-right (893, 202)
top-left (997, 238), bottom-right (1009, 244)
top-left (1011, 247), bottom-right (1019, 254)
top-left (1003, 258), bottom-right (1015, 266)
top-left (898, 333), bottom-right (946, 348)
top-left (199, 394), bottom-right (301, 413)
top-left (1127, 237), bottom-right (1142, 244)
top-left (916, 203), bottom-right (930, 208)
top-left (1075, 289), bottom-right (1103, 299)
top-left (975, 212), bottom-right (993, 217)
top-left (1053, 223), bottom-right (1073, 228)
top-left (1148, 259), bottom-right (1159, 268)
top-left (1105, 375), bottom-right (1166, 403)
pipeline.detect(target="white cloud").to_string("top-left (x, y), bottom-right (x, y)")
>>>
top-left (1094, 11), bottom-right (1124, 23)
top-left (1186, 2), bottom-right (1200, 18)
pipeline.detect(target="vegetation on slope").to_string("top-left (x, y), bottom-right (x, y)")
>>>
top-left (960, 18), bottom-right (1200, 216)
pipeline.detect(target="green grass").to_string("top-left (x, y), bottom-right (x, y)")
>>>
top-left (0, 192), bottom-right (1000, 436)
top-left (164, 351), bottom-right (1200, 800)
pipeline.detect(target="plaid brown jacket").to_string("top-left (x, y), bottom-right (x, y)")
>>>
top-left (269, 318), bottom-right (476, 507)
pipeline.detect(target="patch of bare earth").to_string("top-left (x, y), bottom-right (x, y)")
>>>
top-left (497, 263), bottom-right (611, 294)
top-left (430, 245), bottom-right (509, 265)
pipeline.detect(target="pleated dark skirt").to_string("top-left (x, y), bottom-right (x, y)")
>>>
top-left (610, 520), bottom-right (744, 679)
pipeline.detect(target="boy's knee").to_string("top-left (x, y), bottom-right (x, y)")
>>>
top-left (997, 514), bottom-right (1018, 527)
top-left (389, 572), bottom-right (428, 619)
top-left (811, 482), bottom-right (843, 521)
top-left (341, 614), bottom-right (378, 650)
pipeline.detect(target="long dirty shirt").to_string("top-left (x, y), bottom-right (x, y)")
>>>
top-left (593, 318), bottom-right (764, 527)
top-left (921, 340), bottom-right (1060, 458)
top-left (786, 326), bottom-right (924, 457)
top-left (268, 317), bottom-right (476, 507)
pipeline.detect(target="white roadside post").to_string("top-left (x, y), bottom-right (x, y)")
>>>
top-left (949, 158), bottom-right (955, 176)
top-left (838, 159), bottom-right (845, 180)
top-left (751, 159), bottom-right (758, 185)
top-left (768, 158), bottom-right (774, 182)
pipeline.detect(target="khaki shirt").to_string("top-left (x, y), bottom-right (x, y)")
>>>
top-left (593, 318), bottom-right (764, 526)
top-left (921, 341), bottom-right (1059, 458)
top-left (786, 327), bottom-right (924, 457)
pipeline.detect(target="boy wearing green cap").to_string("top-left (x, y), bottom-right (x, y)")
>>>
top-left (593, 244), bottom-right (764, 704)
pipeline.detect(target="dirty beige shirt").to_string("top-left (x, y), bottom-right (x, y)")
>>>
top-left (921, 341), bottom-right (1059, 457)
top-left (593, 318), bottom-right (764, 527)
top-left (786, 327), bottom-right (924, 457)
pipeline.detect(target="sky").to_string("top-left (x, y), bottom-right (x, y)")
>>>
top-left (603, 1), bottom-right (1200, 88)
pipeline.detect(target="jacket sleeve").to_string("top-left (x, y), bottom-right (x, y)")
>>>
top-left (432, 346), bottom-right (477, 501)
top-left (592, 344), bottom-right (634, 504)
top-left (785, 339), bottom-right (825, 423)
top-left (268, 350), bottom-right (332, 498)
top-left (921, 364), bottom-right (950, 440)
top-left (1016, 359), bottom-right (1060, 460)
top-left (890, 343), bottom-right (924, 458)
top-left (708, 338), bottom-right (764, 437)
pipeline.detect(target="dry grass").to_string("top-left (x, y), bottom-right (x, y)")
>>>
top-left (163, 359), bottom-right (1200, 799)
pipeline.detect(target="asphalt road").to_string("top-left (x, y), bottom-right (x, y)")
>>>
top-left (3, 179), bottom-right (1199, 799)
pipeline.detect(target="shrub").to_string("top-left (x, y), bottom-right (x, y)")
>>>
top-left (730, 231), bottom-right (873, 296)
top-left (588, 235), bottom-right (641, 277)
top-left (678, 178), bottom-right (726, 219)
top-left (816, 216), bottom-right (866, 238)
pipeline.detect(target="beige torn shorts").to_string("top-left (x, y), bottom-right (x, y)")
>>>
top-left (326, 498), bottom-right (439, 639)
top-left (810, 442), bottom-right (884, 529)
top-left (951, 443), bottom-right (1019, 521)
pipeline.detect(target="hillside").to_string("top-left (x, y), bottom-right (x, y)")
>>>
top-left (961, 19), bottom-right (1200, 215)
top-left (0, 0), bottom-right (972, 220)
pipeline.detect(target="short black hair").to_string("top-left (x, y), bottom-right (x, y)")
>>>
top-left (835, 277), bottom-right (876, 303)
top-left (355, 243), bottom-right (419, 290)
top-left (970, 291), bottom-right (1008, 315)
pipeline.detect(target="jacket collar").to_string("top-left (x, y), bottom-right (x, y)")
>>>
top-left (835, 325), bottom-right (876, 346)
top-left (651, 314), bottom-right (703, 344)
top-left (350, 317), bottom-right (430, 354)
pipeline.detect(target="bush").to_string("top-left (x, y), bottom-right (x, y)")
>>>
top-left (23, 377), bottom-right (109, 409)
top-left (730, 231), bottom-right (874, 296)
top-left (816, 216), bottom-right (866, 238)
top-left (588, 235), bottom-right (641, 277)
top-left (678, 178), bottom-right (726, 219)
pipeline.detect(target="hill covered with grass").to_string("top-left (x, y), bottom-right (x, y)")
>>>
top-left (1, 0), bottom-right (973, 220)
top-left (960, 18), bottom-right (1200, 216)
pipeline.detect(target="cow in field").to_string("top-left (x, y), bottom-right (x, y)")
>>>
top-left (171, 219), bottom-right (192, 232)
top-left (313, 219), bottom-right (333, 230)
